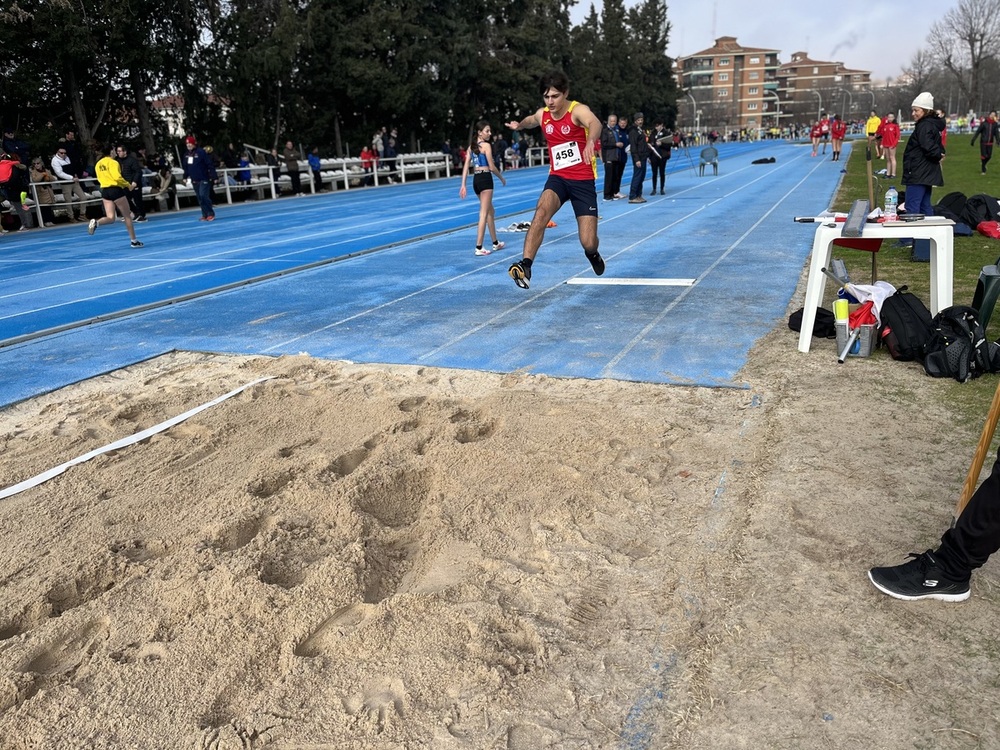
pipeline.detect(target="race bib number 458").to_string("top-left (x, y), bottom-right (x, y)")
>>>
top-left (551, 142), bottom-right (583, 171)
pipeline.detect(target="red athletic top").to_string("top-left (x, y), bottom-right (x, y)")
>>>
top-left (542, 101), bottom-right (596, 180)
top-left (831, 120), bottom-right (847, 140)
top-left (810, 124), bottom-right (822, 139)
top-left (878, 121), bottom-right (901, 149)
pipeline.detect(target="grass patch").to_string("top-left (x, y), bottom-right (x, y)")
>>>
top-left (828, 134), bottom-right (1000, 429)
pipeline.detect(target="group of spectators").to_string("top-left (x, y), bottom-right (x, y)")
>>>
top-left (1, 126), bottom-right (179, 231)
top-left (598, 112), bottom-right (682, 203)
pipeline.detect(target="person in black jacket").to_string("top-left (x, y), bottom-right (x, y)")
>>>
top-left (627, 112), bottom-right (649, 203)
top-left (901, 92), bottom-right (944, 217)
top-left (115, 144), bottom-right (146, 222)
top-left (971, 111), bottom-right (999, 175)
top-left (599, 114), bottom-right (621, 202)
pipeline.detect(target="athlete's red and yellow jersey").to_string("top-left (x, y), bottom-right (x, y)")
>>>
top-left (542, 101), bottom-right (596, 181)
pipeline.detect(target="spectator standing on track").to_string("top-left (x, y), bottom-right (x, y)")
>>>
top-left (115, 144), bottom-right (146, 222)
top-left (599, 114), bottom-right (621, 202)
top-left (902, 92), bottom-right (945, 217)
top-left (282, 141), bottom-right (302, 195)
top-left (627, 112), bottom-right (649, 203)
top-left (50, 144), bottom-right (88, 222)
top-left (830, 114), bottom-right (847, 161)
top-left (182, 135), bottom-right (217, 221)
top-left (648, 119), bottom-right (671, 196)
top-left (459, 119), bottom-right (506, 257)
top-left (971, 111), bottom-right (999, 175)
top-left (505, 70), bottom-right (605, 290)
top-left (612, 114), bottom-right (629, 199)
top-left (29, 156), bottom-right (57, 226)
top-left (87, 143), bottom-right (143, 247)
top-left (809, 120), bottom-right (822, 157)
top-left (818, 113), bottom-right (831, 155)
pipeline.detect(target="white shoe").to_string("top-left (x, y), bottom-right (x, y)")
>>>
top-left (87, 219), bottom-right (97, 235)
top-left (492, 240), bottom-right (505, 251)
top-left (475, 246), bottom-right (492, 256)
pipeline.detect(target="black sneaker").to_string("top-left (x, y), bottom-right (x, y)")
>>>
top-left (868, 550), bottom-right (970, 602)
top-left (508, 260), bottom-right (530, 289)
top-left (586, 251), bottom-right (605, 276)
top-left (130, 239), bottom-right (144, 248)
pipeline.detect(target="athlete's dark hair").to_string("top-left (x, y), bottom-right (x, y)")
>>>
top-left (539, 70), bottom-right (569, 96)
top-left (470, 120), bottom-right (490, 154)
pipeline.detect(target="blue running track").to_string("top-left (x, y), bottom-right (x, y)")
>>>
top-left (0, 140), bottom-right (848, 407)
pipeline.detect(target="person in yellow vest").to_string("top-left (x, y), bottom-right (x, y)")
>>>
top-left (866, 110), bottom-right (883, 159)
top-left (88, 143), bottom-right (143, 247)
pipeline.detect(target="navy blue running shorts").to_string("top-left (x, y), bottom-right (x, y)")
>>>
top-left (543, 174), bottom-right (598, 218)
top-left (101, 186), bottom-right (127, 201)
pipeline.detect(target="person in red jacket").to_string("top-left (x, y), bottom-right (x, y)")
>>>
top-left (830, 114), bottom-right (847, 161)
top-left (877, 112), bottom-right (901, 179)
top-left (809, 121), bottom-right (822, 157)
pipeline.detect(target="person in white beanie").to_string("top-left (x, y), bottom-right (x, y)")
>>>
top-left (901, 91), bottom-right (945, 217)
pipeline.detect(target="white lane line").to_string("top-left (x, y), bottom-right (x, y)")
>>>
top-left (566, 278), bottom-right (696, 286)
top-left (599, 153), bottom-right (828, 377)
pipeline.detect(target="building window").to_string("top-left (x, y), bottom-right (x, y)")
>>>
top-left (747, 103), bottom-right (758, 110)
top-left (750, 56), bottom-right (760, 64)
top-left (748, 87), bottom-right (759, 94)
top-left (718, 89), bottom-right (728, 97)
top-left (853, 74), bottom-right (861, 81)
top-left (720, 58), bottom-right (730, 66)
top-left (719, 73), bottom-right (729, 81)
top-left (812, 67), bottom-right (818, 74)
top-left (749, 71), bottom-right (759, 79)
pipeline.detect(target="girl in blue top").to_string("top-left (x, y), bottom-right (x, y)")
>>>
top-left (459, 120), bottom-right (506, 255)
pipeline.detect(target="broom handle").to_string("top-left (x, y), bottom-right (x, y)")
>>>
top-left (955, 378), bottom-right (1000, 520)
top-left (866, 145), bottom-right (875, 211)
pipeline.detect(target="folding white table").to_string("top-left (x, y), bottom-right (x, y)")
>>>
top-left (797, 219), bottom-right (955, 353)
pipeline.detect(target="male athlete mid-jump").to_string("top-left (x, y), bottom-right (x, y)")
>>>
top-left (506, 70), bottom-right (606, 289)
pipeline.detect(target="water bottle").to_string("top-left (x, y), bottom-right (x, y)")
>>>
top-left (885, 186), bottom-right (898, 221)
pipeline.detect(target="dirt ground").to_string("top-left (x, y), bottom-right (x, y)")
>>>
top-left (1, 287), bottom-right (998, 748)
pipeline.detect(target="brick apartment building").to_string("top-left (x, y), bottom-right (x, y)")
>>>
top-left (675, 37), bottom-right (874, 133)
top-left (778, 52), bottom-right (874, 126)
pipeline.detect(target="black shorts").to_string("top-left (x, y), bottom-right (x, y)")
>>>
top-left (473, 172), bottom-right (494, 195)
top-left (101, 186), bottom-right (127, 201)
top-left (543, 174), bottom-right (598, 218)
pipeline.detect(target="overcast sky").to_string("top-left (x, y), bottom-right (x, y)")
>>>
top-left (571, 0), bottom-right (952, 81)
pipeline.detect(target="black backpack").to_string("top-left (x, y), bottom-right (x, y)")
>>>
top-left (960, 194), bottom-right (1000, 227)
top-left (789, 306), bottom-right (837, 339)
top-left (923, 305), bottom-right (1000, 382)
top-left (933, 191), bottom-right (967, 223)
top-left (878, 287), bottom-right (936, 361)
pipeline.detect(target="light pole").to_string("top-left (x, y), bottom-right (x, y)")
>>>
top-left (837, 88), bottom-right (853, 119)
top-left (683, 91), bottom-right (698, 134)
top-left (809, 90), bottom-right (822, 123)
top-left (862, 88), bottom-right (876, 114)
top-left (763, 90), bottom-right (781, 136)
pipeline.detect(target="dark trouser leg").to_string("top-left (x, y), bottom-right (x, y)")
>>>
top-left (982, 145), bottom-right (993, 173)
top-left (602, 161), bottom-right (616, 199)
top-left (936, 447), bottom-right (1000, 579)
top-left (612, 161), bottom-right (625, 195)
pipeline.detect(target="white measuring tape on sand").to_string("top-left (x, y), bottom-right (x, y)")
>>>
top-left (0, 376), bottom-right (274, 501)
